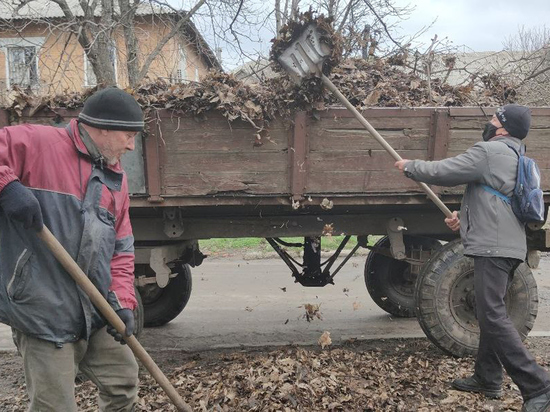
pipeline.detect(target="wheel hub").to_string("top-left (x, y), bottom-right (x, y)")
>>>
top-left (390, 265), bottom-right (415, 296)
top-left (450, 270), bottom-right (478, 332)
top-left (139, 283), bottom-right (165, 305)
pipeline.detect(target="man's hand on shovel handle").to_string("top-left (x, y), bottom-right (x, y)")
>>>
top-left (394, 159), bottom-right (409, 171)
top-left (107, 308), bottom-right (135, 345)
top-left (445, 211), bottom-right (460, 232)
top-left (395, 159), bottom-right (415, 179)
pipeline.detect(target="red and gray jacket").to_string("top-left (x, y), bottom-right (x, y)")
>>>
top-left (0, 119), bottom-right (136, 344)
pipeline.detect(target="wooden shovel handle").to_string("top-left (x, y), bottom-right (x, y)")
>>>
top-left (321, 74), bottom-right (453, 219)
top-left (37, 226), bottom-right (192, 412)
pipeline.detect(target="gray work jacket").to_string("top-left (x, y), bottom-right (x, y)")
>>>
top-left (404, 135), bottom-right (526, 261)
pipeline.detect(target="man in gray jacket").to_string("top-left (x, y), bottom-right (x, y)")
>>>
top-left (395, 104), bottom-right (550, 412)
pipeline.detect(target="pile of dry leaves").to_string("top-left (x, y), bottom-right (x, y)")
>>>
top-left (2, 338), bottom-right (545, 411)
top-left (7, 58), bottom-right (515, 133)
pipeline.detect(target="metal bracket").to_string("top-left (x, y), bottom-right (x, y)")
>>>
top-left (527, 250), bottom-right (541, 269)
top-left (386, 217), bottom-right (407, 260)
top-left (266, 236), bottom-right (360, 286)
top-left (163, 207), bottom-right (184, 238)
top-left (134, 243), bottom-right (190, 288)
top-left (149, 244), bottom-right (187, 288)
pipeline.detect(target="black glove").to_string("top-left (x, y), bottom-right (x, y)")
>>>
top-left (0, 180), bottom-right (43, 231)
top-left (107, 308), bottom-right (135, 345)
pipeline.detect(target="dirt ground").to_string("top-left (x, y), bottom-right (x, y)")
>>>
top-left (1, 337), bottom-right (549, 411)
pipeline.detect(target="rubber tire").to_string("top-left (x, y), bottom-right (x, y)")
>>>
top-left (140, 263), bottom-right (192, 327)
top-left (365, 236), bottom-right (442, 318)
top-left (415, 239), bottom-right (538, 357)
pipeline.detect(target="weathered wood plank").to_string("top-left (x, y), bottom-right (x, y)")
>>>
top-left (428, 111), bottom-right (451, 160)
top-left (164, 152), bottom-right (288, 174)
top-left (306, 170), bottom-right (423, 193)
top-left (16, 116), bottom-right (56, 126)
top-left (163, 172), bottom-right (288, 196)
top-left (445, 149), bottom-right (550, 169)
top-left (309, 150), bottom-right (428, 172)
top-left (290, 111), bottom-right (308, 201)
top-left (309, 115), bottom-right (431, 131)
top-left (309, 128), bottom-right (430, 151)
top-left (154, 110), bottom-right (274, 129)
top-left (163, 130), bottom-right (288, 152)
top-left (160, 117), bottom-right (289, 152)
top-left (448, 129), bottom-right (550, 151)
top-left (451, 116), bottom-right (550, 130)
top-left (449, 107), bottom-right (550, 117)
top-left (320, 107), bottom-right (436, 118)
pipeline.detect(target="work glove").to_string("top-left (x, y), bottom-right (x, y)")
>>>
top-left (0, 180), bottom-right (43, 231)
top-left (107, 308), bottom-right (135, 345)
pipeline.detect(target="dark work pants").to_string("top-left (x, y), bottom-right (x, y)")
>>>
top-left (473, 256), bottom-right (550, 400)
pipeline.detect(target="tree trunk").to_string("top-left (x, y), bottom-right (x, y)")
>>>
top-left (118, 0), bottom-right (140, 87)
top-left (93, 0), bottom-right (117, 86)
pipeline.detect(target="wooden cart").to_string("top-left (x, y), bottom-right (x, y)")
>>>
top-left (8, 106), bottom-right (550, 357)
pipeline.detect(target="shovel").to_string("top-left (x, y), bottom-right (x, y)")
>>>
top-left (36, 226), bottom-right (193, 412)
top-left (278, 24), bottom-right (453, 219)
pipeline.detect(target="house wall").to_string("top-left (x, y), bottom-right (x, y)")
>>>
top-left (0, 16), bottom-right (211, 103)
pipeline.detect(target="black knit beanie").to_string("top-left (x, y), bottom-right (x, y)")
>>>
top-left (495, 104), bottom-right (531, 139)
top-left (78, 87), bottom-right (144, 132)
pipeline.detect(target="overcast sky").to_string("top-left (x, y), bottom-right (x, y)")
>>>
top-left (392, 0), bottom-right (549, 51)
top-left (187, 0), bottom-right (550, 69)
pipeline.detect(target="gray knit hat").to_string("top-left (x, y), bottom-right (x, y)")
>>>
top-left (78, 87), bottom-right (144, 132)
top-left (495, 104), bottom-right (531, 139)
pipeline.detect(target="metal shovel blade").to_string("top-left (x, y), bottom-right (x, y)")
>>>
top-left (278, 24), bottom-right (332, 84)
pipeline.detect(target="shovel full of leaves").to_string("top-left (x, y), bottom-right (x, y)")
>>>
top-left (273, 16), bottom-right (453, 219)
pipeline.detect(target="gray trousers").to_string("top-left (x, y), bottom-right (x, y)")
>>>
top-left (473, 256), bottom-right (550, 400)
top-left (13, 326), bottom-right (139, 412)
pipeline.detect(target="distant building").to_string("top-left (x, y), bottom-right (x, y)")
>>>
top-left (231, 58), bottom-right (275, 83)
top-left (0, 0), bottom-right (221, 102)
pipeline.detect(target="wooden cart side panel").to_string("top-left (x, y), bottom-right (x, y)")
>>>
top-left (143, 117), bottom-right (164, 202)
top-left (307, 170), bottom-right (428, 193)
top-left (9, 106), bottom-right (550, 204)
top-left (158, 112), bottom-right (291, 196)
top-left (290, 111), bottom-right (308, 201)
top-left (306, 112), bottom-right (432, 194)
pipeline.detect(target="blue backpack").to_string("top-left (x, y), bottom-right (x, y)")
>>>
top-left (482, 144), bottom-right (545, 224)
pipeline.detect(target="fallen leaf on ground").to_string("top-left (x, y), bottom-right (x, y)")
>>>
top-left (303, 303), bottom-right (323, 322)
top-left (318, 331), bottom-right (332, 349)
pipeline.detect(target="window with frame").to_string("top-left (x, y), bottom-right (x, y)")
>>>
top-left (7, 46), bottom-right (39, 88)
top-left (176, 45), bottom-right (187, 81)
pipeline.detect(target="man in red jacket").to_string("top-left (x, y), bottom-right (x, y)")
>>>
top-left (0, 87), bottom-right (143, 411)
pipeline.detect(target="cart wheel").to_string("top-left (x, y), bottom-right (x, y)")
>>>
top-left (415, 239), bottom-right (538, 357)
top-left (138, 263), bottom-right (193, 327)
top-left (364, 236), bottom-right (441, 318)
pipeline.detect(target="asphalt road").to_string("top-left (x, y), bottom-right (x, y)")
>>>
top-left (2, 255), bottom-right (550, 352)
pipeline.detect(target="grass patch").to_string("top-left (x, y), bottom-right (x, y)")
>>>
top-left (199, 236), bottom-right (380, 255)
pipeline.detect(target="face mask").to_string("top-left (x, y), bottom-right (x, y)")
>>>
top-left (482, 122), bottom-right (498, 141)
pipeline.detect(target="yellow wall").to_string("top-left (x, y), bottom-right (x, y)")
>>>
top-left (0, 17), bottom-right (212, 99)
